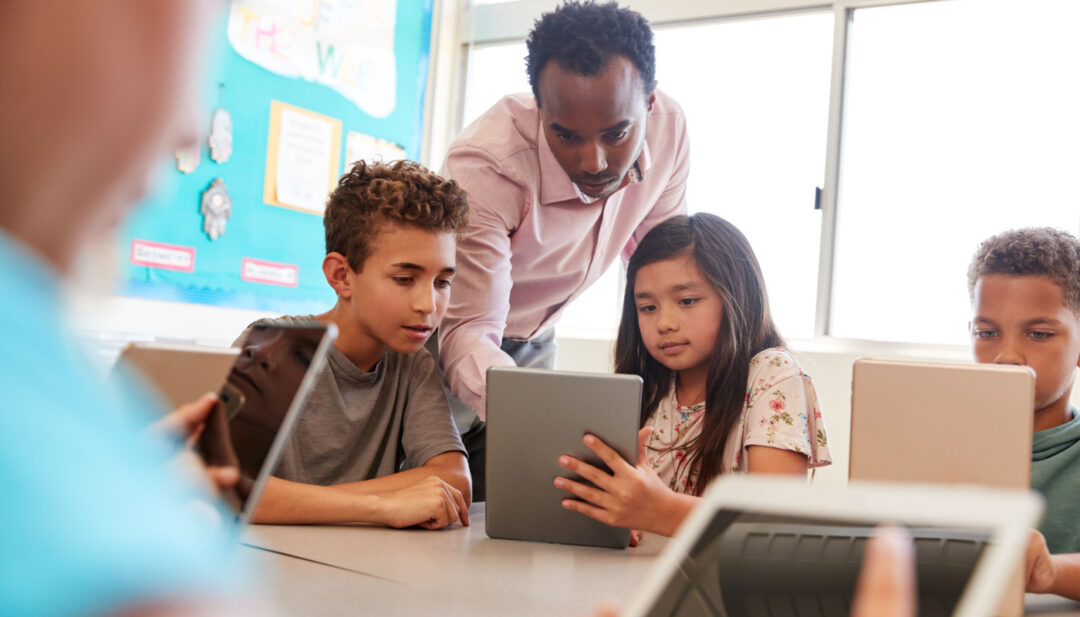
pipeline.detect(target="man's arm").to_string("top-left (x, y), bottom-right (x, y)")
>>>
top-left (438, 147), bottom-right (526, 420)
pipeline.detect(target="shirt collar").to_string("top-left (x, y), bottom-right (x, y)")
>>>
top-left (537, 114), bottom-right (652, 205)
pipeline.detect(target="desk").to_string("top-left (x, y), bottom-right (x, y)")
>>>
top-left (242, 502), bottom-right (665, 617)
top-left (242, 503), bottom-right (1080, 617)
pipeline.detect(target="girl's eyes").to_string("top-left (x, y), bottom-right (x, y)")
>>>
top-left (637, 304), bottom-right (656, 314)
top-left (678, 297), bottom-right (700, 307)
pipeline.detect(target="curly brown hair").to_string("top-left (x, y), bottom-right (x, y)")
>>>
top-left (324, 160), bottom-right (469, 271)
top-left (967, 227), bottom-right (1080, 313)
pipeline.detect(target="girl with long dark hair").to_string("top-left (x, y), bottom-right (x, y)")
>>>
top-left (555, 213), bottom-right (832, 540)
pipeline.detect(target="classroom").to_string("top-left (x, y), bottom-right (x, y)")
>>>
top-left (2, 0), bottom-right (1079, 616)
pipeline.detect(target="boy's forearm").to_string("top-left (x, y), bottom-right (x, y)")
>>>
top-left (250, 476), bottom-right (385, 525)
top-left (1048, 554), bottom-right (1080, 600)
top-left (333, 452), bottom-right (472, 506)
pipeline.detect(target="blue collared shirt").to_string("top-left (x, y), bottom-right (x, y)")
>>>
top-left (0, 231), bottom-right (245, 617)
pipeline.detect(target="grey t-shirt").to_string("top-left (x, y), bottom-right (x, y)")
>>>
top-left (240, 315), bottom-right (465, 486)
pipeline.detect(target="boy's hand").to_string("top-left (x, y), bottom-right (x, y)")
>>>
top-left (377, 476), bottom-right (470, 530)
top-left (1025, 529), bottom-right (1058, 593)
top-left (555, 427), bottom-right (691, 537)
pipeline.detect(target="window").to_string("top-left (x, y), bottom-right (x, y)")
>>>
top-left (654, 12), bottom-right (834, 339)
top-left (830, 0), bottom-right (1080, 344)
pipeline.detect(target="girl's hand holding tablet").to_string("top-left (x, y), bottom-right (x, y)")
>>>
top-left (555, 427), bottom-right (698, 542)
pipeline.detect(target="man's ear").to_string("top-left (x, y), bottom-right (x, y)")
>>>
top-left (322, 252), bottom-right (353, 298)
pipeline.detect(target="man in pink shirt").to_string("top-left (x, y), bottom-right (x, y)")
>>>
top-left (437, 1), bottom-right (690, 498)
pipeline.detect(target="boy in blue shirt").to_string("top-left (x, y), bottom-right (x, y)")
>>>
top-left (0, 1), bottom-right (260, 615)
top-left (967, 227), bottom-right (1080, 598)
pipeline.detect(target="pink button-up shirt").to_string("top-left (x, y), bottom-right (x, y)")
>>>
top-left (439, 90), bottom-right (690, 419)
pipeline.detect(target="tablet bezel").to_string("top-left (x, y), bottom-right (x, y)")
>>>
top-left (623, 475), bottom-right (1043, 617)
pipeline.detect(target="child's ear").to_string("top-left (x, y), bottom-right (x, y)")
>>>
top-left (322, 252), bottom-right (353, 298)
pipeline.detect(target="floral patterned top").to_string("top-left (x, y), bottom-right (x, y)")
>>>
top-left (643, 347), bottom-right (832, 494)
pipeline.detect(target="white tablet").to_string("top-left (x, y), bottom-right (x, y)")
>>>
top-left (624, 475), bottom-right (1043, 617)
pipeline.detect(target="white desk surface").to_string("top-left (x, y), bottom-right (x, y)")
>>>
top-left (242, 502), bottom-right (665, 617)
top-left (242, 503), bottom-right (1080, 617)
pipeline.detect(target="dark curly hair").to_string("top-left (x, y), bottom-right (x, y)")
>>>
top-left (526, 1), bottom-right (656, 105)
top-left (324, 160), bottom-right (469, 272)
top-left (967, 227), bottom-right (1080, 313)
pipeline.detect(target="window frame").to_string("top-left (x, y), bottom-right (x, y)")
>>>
top-left (421, 0), bottom-right (1028, 357)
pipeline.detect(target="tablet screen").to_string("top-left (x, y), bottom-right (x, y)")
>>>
top-left (646, 510), bottom-right (989, 617)
top-left (195, 323), bottom-right (329, 517)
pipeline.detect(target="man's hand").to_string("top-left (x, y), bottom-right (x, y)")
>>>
top-left (376, 476), bottom-right (470, 530)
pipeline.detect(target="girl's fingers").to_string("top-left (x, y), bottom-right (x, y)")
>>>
top-left (582, 434), bottom-right (633, 473)
top-left (560, 497), bottom-right (613, 526)
top-left (554, 476), bottom-right (609, 508)
top-left (558, 455), bottom-right (614, 488)
top-left (636, 427), bottom-right (654, 466)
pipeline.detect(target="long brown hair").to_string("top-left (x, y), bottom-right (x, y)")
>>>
top-left (614, 213), bottom-right (784, 495)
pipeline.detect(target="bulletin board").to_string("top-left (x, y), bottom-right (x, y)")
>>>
top-left (119, 0), bottom-right (434, 314)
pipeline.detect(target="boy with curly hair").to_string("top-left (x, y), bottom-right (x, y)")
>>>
top-left (244, 160), bottom-right (473, 529)
top-left (967, 227), bottom-right (1080, 597)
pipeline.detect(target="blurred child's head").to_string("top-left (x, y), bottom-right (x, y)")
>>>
top-left (322, 160), bottom-right (469, 355)
top-left (615, 213), bottom-right (783, 492)
top-left (967, 227), bottom-right (1080, 418)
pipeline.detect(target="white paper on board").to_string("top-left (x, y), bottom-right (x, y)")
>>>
top-left (275, 107), bottom-right (334, 214)
top-left (345, 132), bottom-right (407, 168)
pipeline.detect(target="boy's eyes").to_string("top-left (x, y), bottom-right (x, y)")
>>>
top-left (392, 276), bottom-right (413, 285)
top-left (435, 278), bottom-right (453, 289)
top-left (1029, 330), bottom-right (1054, 341)
top-left (972, 329), bottom-right (998, 340)
top-left (555, 132), bottom-right (577, 143)
top-left (604, 130), bottom-right (628, 142)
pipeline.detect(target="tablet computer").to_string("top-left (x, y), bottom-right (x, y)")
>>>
top-left (624, 475), bottom-right (1043, 617)
top-left (195, 322), bottom-right (337, 525)
top-left (113, 341), bottom-right (240, 410)
top-left (485, 366), bottom-right (643, 549)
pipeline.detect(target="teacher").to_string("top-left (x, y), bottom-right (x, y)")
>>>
top-left (437, 0), bottom-right (690, 498)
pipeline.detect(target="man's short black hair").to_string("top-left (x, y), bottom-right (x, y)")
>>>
top-left (526, 1), bottom-right (656, 105)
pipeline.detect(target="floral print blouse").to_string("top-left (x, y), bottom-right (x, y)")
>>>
top-left (643, 347), bottom-right (832, 494)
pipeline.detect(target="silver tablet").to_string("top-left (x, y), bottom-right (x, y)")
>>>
top-left (486, 366), bottom-right (643, 549)
top-left (195, 322), bottom-right (337, 525)
top-left (624, 475), bottom-right (1043, 617)
top-left (113, 341), bottom-right (240, 410)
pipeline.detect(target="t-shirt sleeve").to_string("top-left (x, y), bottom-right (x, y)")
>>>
top-left (742, 351), bottom-right (832, 467)
top-left (399, 350), bottom-right (467, 469)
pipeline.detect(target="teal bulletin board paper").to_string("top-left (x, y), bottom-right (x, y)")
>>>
top-left (119, 0), bottom-right (433, 313)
